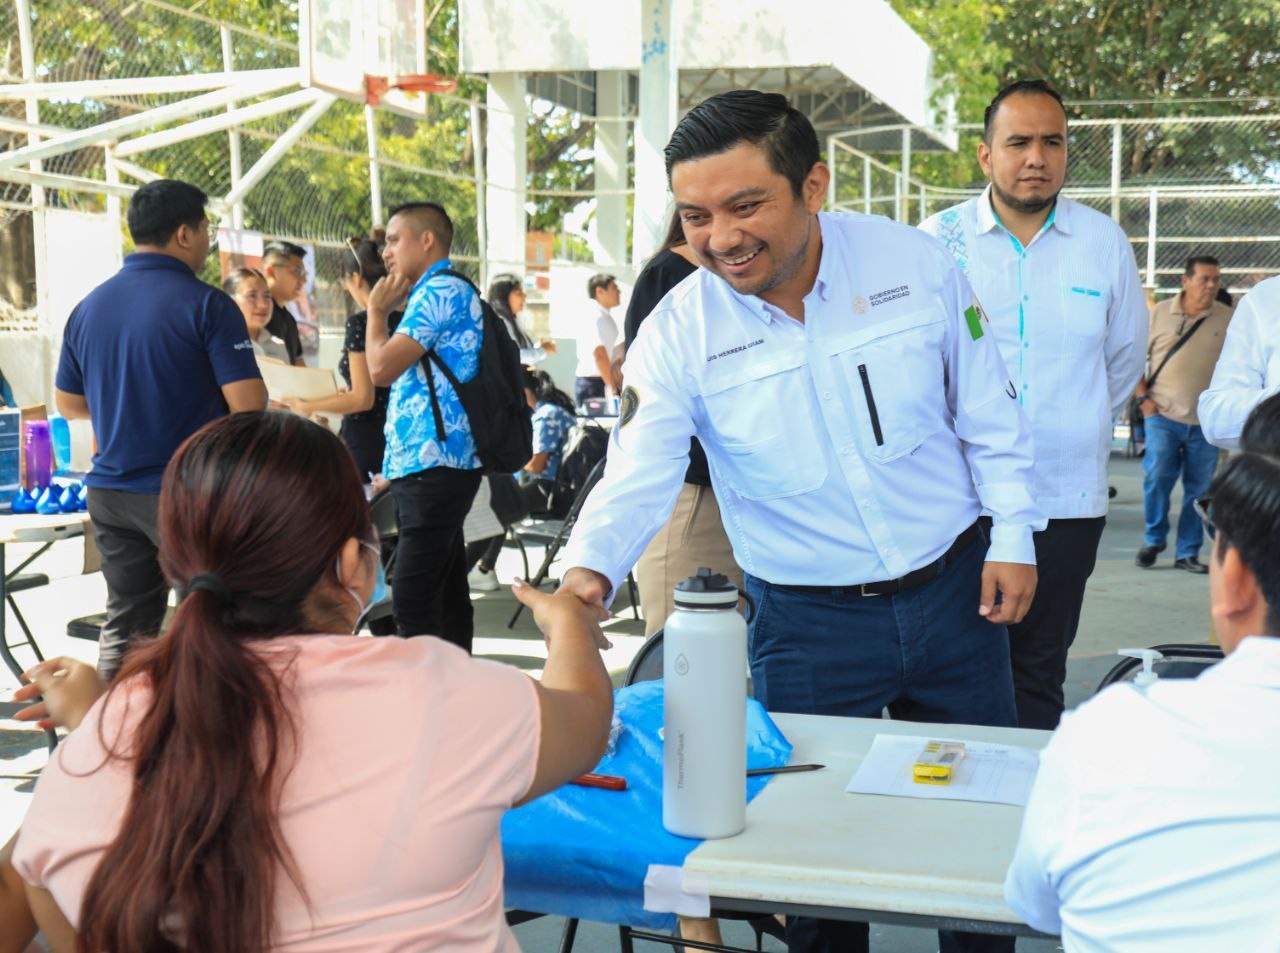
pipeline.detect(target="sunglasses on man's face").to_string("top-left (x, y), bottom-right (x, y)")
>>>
top-left (1194, 495), bottom-right (1215, 540)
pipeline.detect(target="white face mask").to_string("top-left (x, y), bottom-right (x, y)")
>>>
top-left (336, 541), bottom-right (383, 631)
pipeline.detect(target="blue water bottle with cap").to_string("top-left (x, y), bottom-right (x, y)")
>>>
top-left (662, 567), bottom-right (750, 839)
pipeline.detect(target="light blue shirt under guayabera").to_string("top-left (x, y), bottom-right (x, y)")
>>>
top-left (920, 187), bottom-right (1149, 519)
top-left (383, 259), bottom-right (483, 478)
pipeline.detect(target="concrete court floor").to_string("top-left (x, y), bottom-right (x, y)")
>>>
top-left (0, 452), bottom-right (1208, 951)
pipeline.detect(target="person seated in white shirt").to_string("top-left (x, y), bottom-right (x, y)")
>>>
top-left (1005, 393), bottom-right (1280, 950)
top-left (1199, 275), bottom-right (1280, 449)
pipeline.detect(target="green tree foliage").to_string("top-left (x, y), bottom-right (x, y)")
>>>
top-left (886, 0), bottom-right (1280, 191)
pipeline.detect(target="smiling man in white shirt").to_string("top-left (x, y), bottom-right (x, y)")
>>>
top-left (558, 89), bottom-right (1044, 953)
top-left (920, 80), bottom-right (1148, 732)
top-left (1005, 395), bottom-right (1280, 950)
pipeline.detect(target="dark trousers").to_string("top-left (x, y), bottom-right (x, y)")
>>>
top-left (86, 488), bottom-right (167, 682)
top-left (340, 413), bottom-right (388, 481)
top-left (575, 375), bottom-right (605, 405)
top-left (1008, 517), bottom-right (1106, 731)
top-left (745, 535), bottom-right (1016, 953)
top-left (467, 479), bottom-right (552, 573)
top-left (389, 467), bottom-right (482, 651)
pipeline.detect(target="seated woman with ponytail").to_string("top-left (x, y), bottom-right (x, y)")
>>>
top-left (10, 411), bottom-right (613, 953)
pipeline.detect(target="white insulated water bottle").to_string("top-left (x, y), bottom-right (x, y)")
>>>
top-left (662, 567), bottom-right (749, 839)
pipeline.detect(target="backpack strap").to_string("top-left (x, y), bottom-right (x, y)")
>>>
top-left (417, 268), bottom-right (475, 442)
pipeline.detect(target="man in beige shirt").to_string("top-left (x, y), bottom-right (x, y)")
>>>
top-left (1135, 256), bottom-right (1233, 572)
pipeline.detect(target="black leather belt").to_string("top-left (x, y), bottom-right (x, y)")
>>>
top-left (774, 521), bottom-right (985, 598)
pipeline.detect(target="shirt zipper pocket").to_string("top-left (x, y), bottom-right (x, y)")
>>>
top-left (858, 364), bottom-right (885, 447)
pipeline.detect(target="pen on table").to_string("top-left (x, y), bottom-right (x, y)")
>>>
top-left (571, 772), bottom-right (628, 791)
top-left (746, 763), bottom-right (825, 777)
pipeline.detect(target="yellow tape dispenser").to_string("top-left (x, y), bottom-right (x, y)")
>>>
top-left (912, 740), bottom-right (966, 785)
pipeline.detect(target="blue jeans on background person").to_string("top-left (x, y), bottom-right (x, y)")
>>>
top-left (1142, 413), bottom-right (1219, 560)
top-left (744, 533), bottom-right (1017, 953)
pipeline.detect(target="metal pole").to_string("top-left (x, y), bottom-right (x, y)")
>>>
top-left (0, 80), bottom-right (300, 172)
top-left (104, 148), bottom-right (121, 228)
top-left (1146, 188), bottom-right (1159, 287)
top-left (919, 183), bottom-right (927, 223)
top-left (221, 24), bottom-right (245, 228)
top-left (826, 135), bottom-right (837, 210)
top-left (894, 174), bottom-right (902, 223)
top-left (1110, 121), bottom-right (1122, 222)
top-left (470, 102), bottom-right (487, 288)
top-left (223, 95), bottom-right (334, 208)
top-left (365, 105), bottom-right (383, 228)
top-left (113, 89), bottom-right (322, 157)
top-left (14, 0), bottom-right (42, 206)
top-left (862, 155), bottom-right (871, 215)
top-left (900, 127), bottom-right (912, 222)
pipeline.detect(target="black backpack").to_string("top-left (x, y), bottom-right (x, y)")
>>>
top-left (420, 269), bottom-right (532, 474)
top-left (546, 420), bottom-right (610, 517)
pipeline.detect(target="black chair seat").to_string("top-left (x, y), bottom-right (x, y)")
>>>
top-left (7, 573), bottom-right (50, 593)
top-left (511, 518), bottom-right (566, 547)
top-left (67, 612), bottom-right (107, 642)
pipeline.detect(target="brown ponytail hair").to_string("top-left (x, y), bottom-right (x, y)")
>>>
top-left (77, 411), bottom-right (372, 953)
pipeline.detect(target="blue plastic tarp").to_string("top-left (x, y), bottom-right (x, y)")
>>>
top-left (502, 679), bottom-right (793, 929)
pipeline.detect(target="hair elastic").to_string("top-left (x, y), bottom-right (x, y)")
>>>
top-left (188, 573), bottom-right (233, 607)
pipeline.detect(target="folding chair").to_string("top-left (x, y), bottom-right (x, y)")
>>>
top-left (363, 488), bottom-right (398, 633)
top-left (506, 458), bottom-right (639, 628)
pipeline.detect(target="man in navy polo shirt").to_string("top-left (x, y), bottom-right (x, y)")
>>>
top-left (54, 179), bottom-right (267, 679)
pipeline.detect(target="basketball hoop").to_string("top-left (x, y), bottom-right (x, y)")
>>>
top-left (365, 74), bottom-right (458, 107)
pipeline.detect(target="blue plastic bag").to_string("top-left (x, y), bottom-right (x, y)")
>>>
top-left (502, 679), bottom-right (792, 929)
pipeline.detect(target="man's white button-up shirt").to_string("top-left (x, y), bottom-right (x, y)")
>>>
top-left (1005, 636), bottom-right (1280, 949)
top-left (1199, 275), bottom-right (1280, 449)
top-left (920, 188), bottom-right (1147, 518)
top-left (561, 211), bottom-right (1045, 593)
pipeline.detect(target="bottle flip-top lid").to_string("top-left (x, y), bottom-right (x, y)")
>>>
top-left (673, 567), bottom-right (739, 609)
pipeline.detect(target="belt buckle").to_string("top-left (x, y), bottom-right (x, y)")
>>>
top-left (859, 583), bottom-right (882, 598)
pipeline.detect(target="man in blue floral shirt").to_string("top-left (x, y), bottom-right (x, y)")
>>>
top-left (366, 202), bottom-right (483, 651)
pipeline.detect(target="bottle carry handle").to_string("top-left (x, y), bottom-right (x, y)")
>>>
top-left (738, 587), bottom-right (756, 624)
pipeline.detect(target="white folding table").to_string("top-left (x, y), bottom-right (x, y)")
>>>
top-left (681, 713), bottom-right (1056, 938)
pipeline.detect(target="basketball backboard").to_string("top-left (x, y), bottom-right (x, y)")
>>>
top-left (300, 0), bottom-right (436, 117)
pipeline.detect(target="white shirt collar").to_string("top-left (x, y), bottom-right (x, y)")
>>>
top-left (1200, 635), bottom-right (1280, 689)
top-left (723, 212), bottom-right (835, 326)
top-left (976, 184), bottom-right (1074, 239)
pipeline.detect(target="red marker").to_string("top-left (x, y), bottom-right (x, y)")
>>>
top-left (571, 772), bottom-right (628, 791)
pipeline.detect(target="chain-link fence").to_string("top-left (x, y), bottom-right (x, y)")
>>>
top-left (0, 0), bottom-right (489, 341)
top-left (831, 117), bottom-right (1280, 296)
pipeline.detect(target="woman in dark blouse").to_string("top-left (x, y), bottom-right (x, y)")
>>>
top-left (283, 238), bottom-right (401, 481)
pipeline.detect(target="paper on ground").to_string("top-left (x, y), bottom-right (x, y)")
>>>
top-left (845, 734), bottom-right (1039, 806)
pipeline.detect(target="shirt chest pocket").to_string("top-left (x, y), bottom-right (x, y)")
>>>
top-left (834, 310), bottom-right (949, 463)
top-left (698, 361), bottom-right (828, 502)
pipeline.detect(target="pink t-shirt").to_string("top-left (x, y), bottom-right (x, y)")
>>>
top-left (14, 635), bottom-right (541, 952)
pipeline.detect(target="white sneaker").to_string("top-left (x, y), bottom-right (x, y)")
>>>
top-left (468, 566), bottom-right (500, 591)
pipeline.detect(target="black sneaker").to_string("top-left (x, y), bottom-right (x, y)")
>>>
top-left (1174, 557), bottom-right (1209, 574)
top-left (1135, 545), bottom-right (1164, 568)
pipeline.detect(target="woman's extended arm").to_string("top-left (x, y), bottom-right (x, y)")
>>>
top-left (512, 582), bottom-right (614, 805)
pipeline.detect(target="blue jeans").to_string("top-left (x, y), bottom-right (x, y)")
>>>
top-left (745, 535), bottom-right (1016, 953)
top-left (1142, 414), bottom-right (1219, 559)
